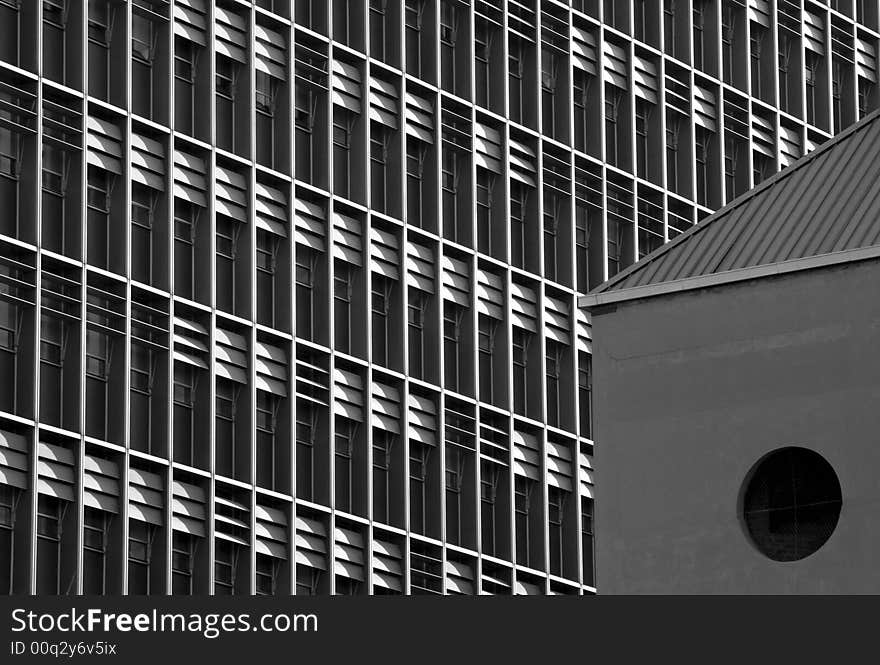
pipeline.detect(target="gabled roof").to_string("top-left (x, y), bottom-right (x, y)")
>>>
top-left (581, 109), bottom-right (880, 308)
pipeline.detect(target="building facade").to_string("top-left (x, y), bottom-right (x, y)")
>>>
top-left (0, 0), bottom-right (877, 595)
top-left (583, 111), bottom-right (880, 593)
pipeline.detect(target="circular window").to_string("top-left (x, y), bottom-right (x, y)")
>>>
top-left (741, 447), bottom-right (842, 562)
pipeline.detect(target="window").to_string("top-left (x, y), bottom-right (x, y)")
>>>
top-left (215, 378), bottom-right (240, 477)
top-left (88, 0), bottom-right (113, 99)
top-left (606, 210), bottom-right (623, 277)
top-left (666, 112), bottom-right (682, 192)
top-left (406, 140), bottom-right (427, 227)
top-left (634, 0), bottom-right (647, 42)
top-left (335, 417), bottom-right (356, 512)
top-left (295, 86), bottom-right (316, 182)
top-left (445, 445), bottom-right (464, 545)
top-left (541, 48), bottom-right (559, 137)
top-left (86, 167), bottom-right (111, 210)
top-left (335, 576), bottom-right (360, 595)
top-left (131, 13), bottom-right (154, 63)
top-left (543, 191), bottom-right (560, 282)
top-left (174, 38), bottom-right (199, 134)
top-left (85, 329), bottom-right (111, 381)
top-left (443, 301), bottom-right (464, 392)
top-left (88, 1), bottom-right (111, 45)
top-left (369, 0), bottom-right (387, 61)
top-left (216, 216), bottom-right (242, 312)
top-left (695, 126), bottom-right (712, 206)
top-left (214, 540), bottom-right (238, 595)
top-left (42, 144), bottom-right (67, 198)
top-left (545, 340), bottom-right (563, 428)
top-left (256, 554), bottom-right (278, 596)
top-left (693, 1), bottom-right (705, 70)
top-left (753, 152), bottom-right (770, 186)
top-left (515, 476), bottom-right (533, 567)
top-left (0, 486), bottom-right (18, 594)
top-left (578, 352), bottom-right (593, 439)
top-left (409, 441), bottom-right (430, 534)
top-left (372, 429), bottom-right (393, 524)
top-left (128, 520), bottom-right (155, 595)
top-left (512, 327), bottom-right (531, 415)
top-left (332, 0), bottom-right (350, 43)
top-left (42, 0), bottom-right (67, 82)
top-left (750, 24), bottom-right (764, 98)
top-left (605, 84), bottom-right (623, 166)
top-left (256, 72), bottom-right (279, 167)
top-left (256, 230), bottom-right (279, 327)
top-left (174, 200), bottom-right (199, 299)
top-left (832, 61), bottom-right (845, 134)
top-left (0, 302), bottom-right (17, 354)
top-left (476, 169), bottom-right (494, 255)
top-left (805, 51), bottom-right (820, 126)
top-left (256, 390), bottom-right (278, 436)
top-left (83, 508), bottom-right (111, 594)
top-left (575, 204), bottom-right (593, 292)
top-left (371, 274), bottom-right (393, 367)
top-left (573, 70), bottom-right (590, 151)
top-left (132, 12), bottom-right (156, 117)
top-left (582, 497), bottom-right (594, 586)
top-left (509, 35), bottom-right (524, 123)
top-left (742, 447), bottom-right (842, 562)
top-left (130, 343), bottom-right (154, 452)
top-left (131, 183), bottom-right (157, 284)
top-left (441, 144), bottom-right (459, 241)
top-left (778, 31), bottom-right (792, 111)
top-left (256, 391), bottom-right (279, 489)
top-left (173, 363), bottom-right (195, 408)
top-left (370, 124), bottom-right (390, 213)
top-left (334, 261), bottom-right (352, 353)
top-left (478, 315), bottom-right (497, 404)
top-left (722, 2), bottom-right (735, 83)
top-left (663, 0), bottom-right (676, 55)
top-left (510, 182), bottom-right (529, 269)
top-left (172, 532), bottom-right (196, 594)
top-left (480, 460), bottom-right (501, 556)
top-left (216, 54), bottom-right (236, 99)
top-left (859, 78), bottom-right (873, 119)
top-left (216, 55), bottom-right (238, 149)
top-left (604, 0), bottom-right (617, 26)
top-left (440, 0), bottom-right (457, 90)
top-left (548, 486), bottom-right (566, 576)
top-left (724, 135), bottom-right (739, 200)
top-left (296, 248), bottom-right (316, 341)
top-left (87, 166), bottom-right (113, 269)
top-left (36, 496), bottom-right (65, 594)
top-left (296, 402), bottom-right (316, 500)
top-left (408, 288), bottom-right (427, 379)
top-left (333, 109), bottom-right (355, 198)
top-left (635, 99), bottom-right (651, 179)
top-left (297, 566), bottom-right (321, 596)
top-left (0, 128), bottom-right (20, 181)
top-left (474, 17), bottom-right (491, 107)
top-left (405, 0), bottom-right (425, 76)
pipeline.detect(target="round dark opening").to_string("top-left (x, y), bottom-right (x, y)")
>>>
top-left (741, 447), bottom-right (842, 562)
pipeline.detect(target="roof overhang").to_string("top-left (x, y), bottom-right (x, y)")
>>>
top-left (579, 244), bottom-right (880, 310)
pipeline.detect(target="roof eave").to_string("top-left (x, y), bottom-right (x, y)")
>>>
top-left (579, 244), bottom-right (880, 310)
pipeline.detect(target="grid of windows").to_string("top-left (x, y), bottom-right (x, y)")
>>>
top-left (0, 0), bottom-right (874, 596)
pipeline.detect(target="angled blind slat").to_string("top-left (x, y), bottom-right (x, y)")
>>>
top-left (131, 133), bottom-right (165, 191)
top-left (215, 6), bottom-right (248, 63)
top-left (254, 24), bottom-right (287, 80)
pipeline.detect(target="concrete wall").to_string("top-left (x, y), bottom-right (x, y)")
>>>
top-left (591, 259), bottom-right (880, 593)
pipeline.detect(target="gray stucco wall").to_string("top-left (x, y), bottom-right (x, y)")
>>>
top-left (591, 259), bottom-right (880, 593)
